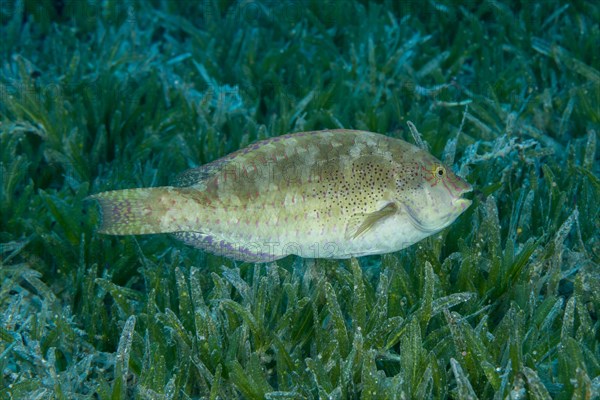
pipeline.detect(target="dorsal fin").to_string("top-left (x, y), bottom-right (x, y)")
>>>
top-left (171, 161), bottom-right (226, 187)
top-left (171, 130), bottom-right (328, 187)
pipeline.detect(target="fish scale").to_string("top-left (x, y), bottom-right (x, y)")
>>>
top-left (90, 129), bottom-right (472, 262)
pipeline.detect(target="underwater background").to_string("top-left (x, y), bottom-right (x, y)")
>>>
top-left (1, 0), bottom-right (599, 398)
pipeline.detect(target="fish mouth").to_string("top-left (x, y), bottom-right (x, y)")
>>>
top-left (453, 183), bottom-right (473, 211)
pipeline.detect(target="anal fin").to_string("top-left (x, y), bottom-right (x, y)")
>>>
top-left (172, 231), bottom-right (285, 263)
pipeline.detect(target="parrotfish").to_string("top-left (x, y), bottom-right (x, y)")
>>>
top-left (90, 129), bottom-right (472, 262)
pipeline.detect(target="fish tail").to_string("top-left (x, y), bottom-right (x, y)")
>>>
top-left (88, 187), bottom-right (183, 235)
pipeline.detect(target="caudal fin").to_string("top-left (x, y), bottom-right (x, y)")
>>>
top-left (88, 187), bottom-right (183, 235)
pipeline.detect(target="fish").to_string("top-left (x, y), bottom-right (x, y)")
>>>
top-left (89, 129), bottom-right (472, 262)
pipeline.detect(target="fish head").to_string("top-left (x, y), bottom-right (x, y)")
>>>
top-left (394, 153), bottom-right (472, 233)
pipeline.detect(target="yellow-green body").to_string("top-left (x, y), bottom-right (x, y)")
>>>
top-left (91, 129), bottom-right (472, 262)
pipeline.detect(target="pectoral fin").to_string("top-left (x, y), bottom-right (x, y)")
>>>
top-left (345, 202), bottom-right (398, 240)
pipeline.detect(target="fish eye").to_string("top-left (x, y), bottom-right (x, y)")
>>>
top-left (435, 166), bottom-right (446, 177)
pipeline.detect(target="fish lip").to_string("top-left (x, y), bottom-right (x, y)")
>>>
top-left (454, 182), bottom-right (473, 210)
top-left (459, 181), bottom-right (473, 195)
top-left (455, 197), bottom-right (472, 208)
